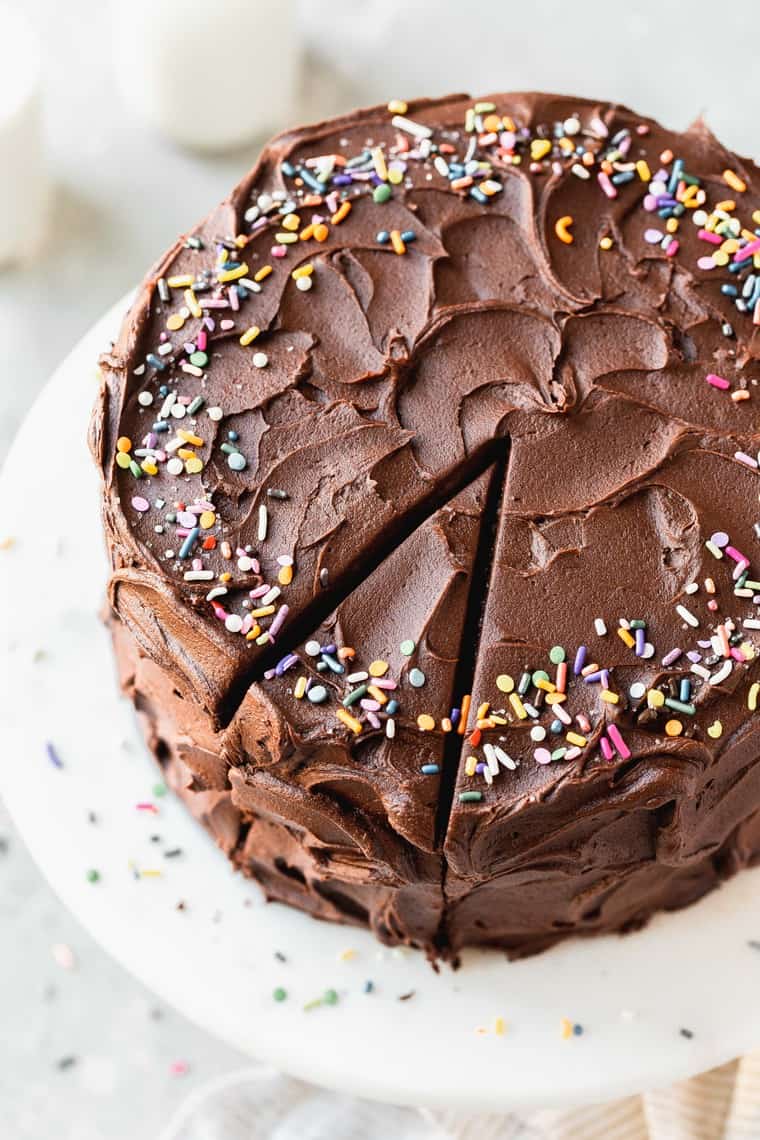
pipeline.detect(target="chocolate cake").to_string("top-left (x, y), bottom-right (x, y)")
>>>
top-left (91, 92), bottom-right (760, 959)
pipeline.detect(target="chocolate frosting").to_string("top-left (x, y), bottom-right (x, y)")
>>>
top-left (94, 92), bottom-right (760, 957)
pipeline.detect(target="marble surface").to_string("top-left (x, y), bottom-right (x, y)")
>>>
top-left (1, 1), bottom-right (757, 1136)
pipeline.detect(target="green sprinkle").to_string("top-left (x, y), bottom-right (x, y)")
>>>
top-left (409, 668), bottom-right (426, 688)
top-left (153, 783), bottom-right (167, 798)
top-left (400, 639), bottom-right (416, 656)
top-left (373, 184), bottom-right (392, 204)
top-left (549, 646), bottom-right (565, 665)
top-left (664, 697), bottom-right (696, 716)
top-left (343, 685), bottom-right (368, 707)
top-left (273, 987), bottom-right (287, 1003)
top-left (187, 395), bottom-right (205, 415)
top-left (458, 791), bottom-right (483, 803)
top-left (323, 988), bottom-right (339, 1005)
top-left (86, 869), bottom-right (100, 883)
top-left (189, 351), bottom-right (208, 367)
top-left (532, 670), bottom-right (550, 686)
top-left (129, 460), bottom-right (143, 478)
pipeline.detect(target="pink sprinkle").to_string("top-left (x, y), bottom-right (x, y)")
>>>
top-left (735, 452), bottom-right (758, 470)
top-left (665, 239), bottom-right (679, 258)
top-left (706, 373), bottom-right (730, 390)
top-left (136, 802), bottom-right (158, 813)
top-left (600, 736), bottom-right (614, 762)
top-left (272, 246), bottom-right (287, 258)
top-left (227, 285), bottom-right (239, 311)
top-left (249, 584), bottom-right (270, 598)
top-left (191, 558), bottom-right (203, 571)
top-left (731, 646), bottom-right (747, 663)
top-left (735, 238), bottom-right (760, 263)
top-left (269, 604), bottom-right (289, 638)
top-left (697, 255), bottom-right (715, 270)
top-left (366, 712), bottom-right (382, 730)
top-left (607, 724), bottom-right (631, 760)
top-left (169, 1061), bottom-right (189, 1077)
top-left (360, 699), bottom-right (381, 712)
top-left (726, 545), bottom-right (748, 563)
top-left (534, 747), bottom-right (552, 765)
top-left (597, 171), bottom-right (617, 199)
top-left (369, 677), bottom-right (397, 690)
top-left (697, 229), bottom-right (723, 245)
top-left (131, 496), bottom-right (150, 512)
top-left (220, 319), bottom-right (235, 331)
top-left (197, 330), bottom-right (208, 350)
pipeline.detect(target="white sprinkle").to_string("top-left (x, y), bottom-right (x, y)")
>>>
top-left (184, 570), bottom-right (214, 582)
top-left (494, 746), bottom-right (516, 770)
top-left (594, 618), bottom-right (607, 636)
top-left (676, 604), bottom-right (699, 628)
top-left (629, 682), bottom-right (646, 700)
top-left (744, 619), bottom-right (760, 630)
top-left (295, 276), bottom-right (312, 292)
top-left (261, 586), bottom-right (281, 606)
top-left (258, 504), bottom-right (268, 542)
top-left (159, 391), bottom-right (176, 419)
top-left (709, 660), bottom-right (733, 685)
top-left (237, 556), bottom-right (254, 572)
top-left (690, 663), bottom-right (711, 680)
top-left (304, 640), bottom-right (321, 657)
top-left (208, 406), bottom-right (223, 421)
top-left (170, 403), bottom-right (187, 418)
top-left (158, 342), bottom-right (173, 356)
top-left (386, 718), bottom-right (396, 739)
top-left (167, 458), bottom-right (183, 475)
top-left (138, 391), bottom-right (154, 407)
top-left (391, 114), bottom-right (432, 139)
top-left (225, 614), bottom-right (244, 633)
top-left (206, 586), bottom-right (228, 601)
top-left (483, 743), bottom-right (500, 775)
top-left (347, 671), bottom-right (369, 684)
top-left (252, 352), bottom-right (269, 368)
top-left (685, 582), bottom-right (699, 595)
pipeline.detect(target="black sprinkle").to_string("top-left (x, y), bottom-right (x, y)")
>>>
top-left (57, 1056), bottom-right (77, 1071)
top-left (0, 836), bottom-right (8, 856)
top-left (163, 848), bottom-right (183, 859)
top-left (150, 834), bottom-right (162, 844)
top-left (679, 1027), bottom-right (694, 1039)
top-left (88, 811), bottom-right (98, 825)
top-left (274, 951), bottom-right (288, 963)
top-left (364, 980), bottom-right (374, 994)
top-left (176, 900), bottom-right (186, 911)
top-left (748, 940), bottom-right (760, 951)
top-left (398, 990), bottom-right (416, 1002)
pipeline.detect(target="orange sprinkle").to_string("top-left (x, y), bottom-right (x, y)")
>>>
top-left (390, 229), bottom-right (406, 255)
top-left (723, 169), bottom-right (747, 193)
top-left (331, 201), bottom-right (352, 225)
top-left (554, 216), bottom-right (574, 244)
top-left (469, 728), bottom-right (482, 748)
top-left (313, 223), bottom-right (329, 242)
top-left (458, 694), bottom-right (472, 735)
top-left (336, 708), bottom-right (363, 735)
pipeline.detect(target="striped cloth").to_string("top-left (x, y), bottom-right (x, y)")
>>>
top-left (160, 1054), bottom-right (760, 1140)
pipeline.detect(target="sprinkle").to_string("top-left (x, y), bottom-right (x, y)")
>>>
top-left (409, 668), bottom-right (426, 688)
top-left (46, 742), bottom-right (64, 769)
top-left (676, 604), bottom-right (699, 628)
top-left (273, 987), bottom-right (288, 1002)
top-left (239, 325), bottom-right (261, 346)
top-left (391, 114), bottom-right (432, 139)
top-left (307, 685), bottom-right (328, 705)
top-left (257, 504), bottom-right (268, 541)
top-left (723, 169), bottom-right (747, 194)
top-left (748, 683), bottom-right (759, 712)
top-left (417, 714), bottom-right (435, 731)
top-left (607, 724), bottom-right (631, 760)
top-left (706, 372), bottom-right (731, 390)
top-left (459, 791), bottom-right (483, 803)
top-left (336, 708), bottom-right (363, 735)
top-left (554, 215), bottom-right (574, 244)
top-left (496, 674), bottom-right (514, 693)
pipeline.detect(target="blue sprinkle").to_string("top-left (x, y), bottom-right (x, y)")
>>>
top-left (376, 230), bottom-right (390, 244)
top-left (386, 699), bottom-right (399, 715)
top-left (178, 527), bottom-right (200, 560)
top-left (400, 229), bottom-right (416, 243)
top-left (420, 764), bottom-right (440, 775)
top-left (146, 353), bottom-right (167, 371)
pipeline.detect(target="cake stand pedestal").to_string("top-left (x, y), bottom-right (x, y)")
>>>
top-left (2, 296), bottom-right (759, 1112)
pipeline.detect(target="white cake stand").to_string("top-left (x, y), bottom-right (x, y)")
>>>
top-left (2, 296), bottom-right (759, 1113)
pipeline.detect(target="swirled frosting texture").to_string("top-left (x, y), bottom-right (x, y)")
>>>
top-left (94, 92), bottom-right (760, 957)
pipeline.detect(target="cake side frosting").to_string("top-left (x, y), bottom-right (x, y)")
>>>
top-left (92, 91), bottom-right (760, 957)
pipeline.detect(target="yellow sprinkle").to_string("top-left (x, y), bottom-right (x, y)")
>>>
top-left (599, 236), bottom-right (613, 250)
top-left (199, 511), bottom-right (216, 529)
top-left (369, 659), bottom-right (389, 677)
top-left (465, 755), bottom-right (478, 777)
top-left (166, 314), bottom-right (185, 331)
top-left (294, 676), bottom-right (307, 700)
top-left (371, 146), bottom-right (388, 181)
top-left (601, 689), bottom-right (619, 704)
top-left (140, 459), bottom-right (158, 476)
top-left (245, 624), bottom-right (261, 641)
top-left (390, 229), bottom-right (406, 255)
top-left (707, 720), bottom-right (723, 739)
top-left (275, 232), bottom-right (298, 244)
top-left (331, 201), bottom-right (352, 225)
top-left (496, 674), bottom-right (514, 693)
top-left (250, 605), bottom-right (275, 618)
top-left (530, 138), bottom-right (552, 161)
top-left (753, 210), bottom-right (760, 226)
top-left (749, 683), bottom-right (759, 712)
top-left (723, 169), bottom-right (747, 193)
top-left (167, 274), bottom-right (193, 288)
top-left (336, 708), bottom-right (363, 735)
top-left (367, 684), bottom-right (388, 706)
top-left (219, 571), bottom-right (232, 582)
top-left (388, 167), bottom-right (404, 185)
top-left (647, 688), bottom-right (665, 709)
top-left (554, 215), bottom-right (574, 244)
top-left (665, 719), bottom-right (683, 737)
top-left (478, 179), bottom-right (501, 197)
top-left (179, 430), bottom-right (204, 446)
top-left (509, 693), bottom-right (527, 720)
top-left (617, 627), bottom-right (635, 649)
top-left (299, 223), bottom-right (315, 241)
top-left (441, 717), bottom-right (453, 733)
top-left (458, 694), bottom-right (471, 734)
top-left (239, 325), bottom-right (261, 346)
top-left (665, 217), bottom-right (679, 234)
top-left (313, 223), bottom-right (329, 242)
top-left (176, 448), bottom-right (196, 460)
top-left (183, 289), bottom-right (202, 318)
top-left (338, 947), bottom-right (356, 962)
top-left (254, 265), bottom-right (273, 282)
top-left (490, 715), bottom-right (508, 725)
top-left (476, 701), bottom-right (490, 721)
top-left (494, 1016), bottom-right (506, 1037)
top-left (387, 99), bottom-right (408, 114)
top-left (140, 869), bottom-right (162, 878)
top-left (417, 714), bottom-right (435, 731)
top-left (218, 249), bottom-right (228, 266)
top-left (185, 457), bottom-right (203, 474)
top-left (560, 1018), bottom-right (573, 1040)
top-left (535, 678), bottom-right (556, 693)
top-left (545, 691), bottom-right (567, 705)
top-left (116, 436), bottom-right (132, 453)
top-left (115, 452), bottom-right (131, 470)
top-left (217, 262), bottom-right (249, 283)
top-left (636, 159), bottom-right (651, 182)
top-left (566, 731), bottom-right (587, 747)
top-left (281, 214), bottom-right (300, 232)
top-left (292, 263), bottom-right (314, 280)
top-left (278, 564), bottom-right (293, 586)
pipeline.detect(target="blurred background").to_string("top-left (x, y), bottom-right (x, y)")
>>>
top-left (0, 0), bottom-right (756, 1136)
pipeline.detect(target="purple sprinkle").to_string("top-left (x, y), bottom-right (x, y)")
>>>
top-left (710, 531), bottom-right (729, 549)
top-left (686, 650), bottom-right (702, 663)
top-left (573, 646), bottom-right (587, 675)
top-left (263, 669), bottom-right (276, 680)
top-left (269, 604), bottom-right (289, 638)
top-left (635, 628), bottom-right (646, 656)
top-left (275, 653), bottom-right (298, 676)
top-left (475, 762), bottom-right (486, 774)
top-left (601, 669), bottom-right (611, 689)
top-left (583, 669), bottom-right (604, 684)
top-left (450, 708), bottom-right (461, 726)
top-left (321, 644), bottom-right (337, 655)
top-left (46, 742), bottom-right (63, 769)
top-left (644, 228), bottom-right (663, 244)
top-left (661, 648), bottom-right (682, 667)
